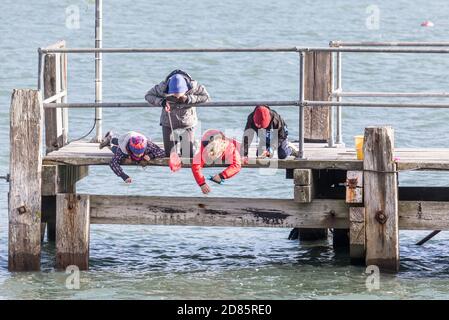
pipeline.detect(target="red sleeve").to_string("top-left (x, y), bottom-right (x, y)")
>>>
top-left (220, 142), bottom-right (242, 180)
top-left (191, 149), bottom-right (206, 186)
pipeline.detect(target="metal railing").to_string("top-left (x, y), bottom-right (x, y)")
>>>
top-left (38, 43), bottom-right (449, 160)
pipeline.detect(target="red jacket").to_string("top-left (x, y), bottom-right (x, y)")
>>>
top-left (192, 130), bottom-right (242, 186)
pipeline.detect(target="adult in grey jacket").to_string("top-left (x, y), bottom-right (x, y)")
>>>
top-left (145, 69), bottom-right (210, 157)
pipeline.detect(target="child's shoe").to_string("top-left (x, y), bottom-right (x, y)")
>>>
top-left (99, 131), bottom-right (112, 149)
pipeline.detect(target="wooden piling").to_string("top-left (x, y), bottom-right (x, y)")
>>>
top-left (8, 89), bottom-right (43, 271)
top-left (349, 207), bottom-right (365, 264)
top-left (293, 169), bottom-right (328, 241)
top-left (363, 126), bottom-right (399, 272)
top-left (304, 51), bottom-right (332, 142)
top-left (56, 194), bottom-right (90, 270)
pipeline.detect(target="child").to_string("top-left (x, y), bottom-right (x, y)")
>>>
top-left (145, 69), bottom-right (211, 158)
top-left (191, 129), bottom-right (242, 194)
top-left (242, 105), bottom-right (299, 162)
top-left (99, 131), bottom-right (165, 183)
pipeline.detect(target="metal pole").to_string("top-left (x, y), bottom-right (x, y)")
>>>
top-left (43, 100), bottom-right (299, 109)
top-left (332, 41), bottom-right (449, 47)
top-left (298, 51), bottom-right (305, 159)
top-left (41, 47), bottom-right (449, 54)
top-left (327, 53), bottom-right (335, 148)
top-left (94, 0), bottom-right (103, 141)
top-left (333, 91), bottom-right (449, 98)
top-left (37, 49), bottom-right (43, 91)
top-left (336, 51), bottom-right (343, 145)
top-left (304, 101), bottom-right (449, 108)
top-left (44, 100), bottom-right (449, 109)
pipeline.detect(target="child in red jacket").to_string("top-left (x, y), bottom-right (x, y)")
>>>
top-left (192, 129), bottom-right (242, 194)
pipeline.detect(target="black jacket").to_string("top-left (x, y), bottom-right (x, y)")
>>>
top-left (242, 106), bottom-right (288, 157)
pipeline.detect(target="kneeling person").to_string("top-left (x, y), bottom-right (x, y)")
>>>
top-left (242, 105), bottom-right (299, 162)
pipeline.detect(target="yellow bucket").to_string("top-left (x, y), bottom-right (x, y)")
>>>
top-left (354, 135), bottom-right (364, 160)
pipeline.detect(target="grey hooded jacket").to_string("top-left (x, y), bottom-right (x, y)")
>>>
top-left (144, 70), bottom-right (210, 129)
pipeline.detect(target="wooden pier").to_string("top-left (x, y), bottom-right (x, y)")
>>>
top-left (8, 41), bottom-right (449, 273)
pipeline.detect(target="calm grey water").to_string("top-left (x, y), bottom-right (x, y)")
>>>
top-left (2, 0), bottom-right (449, 299)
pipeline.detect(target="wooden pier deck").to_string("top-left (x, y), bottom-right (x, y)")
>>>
top-left (44, 140), bottom-right (449, 172)
top-left (8, 41), bottom-right (449, 273)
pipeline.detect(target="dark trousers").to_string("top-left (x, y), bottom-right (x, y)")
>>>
top-left (277, 139), bottom-right (292, 159)
top-left (256, 139), bottom-right (292, 159)
top-left (162, 125), bottom-right (194, 158)
top-left (111, 137), bottom-right (119, 154)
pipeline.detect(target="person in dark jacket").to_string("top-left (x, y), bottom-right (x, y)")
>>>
top-left (144, 70), bottom-right (210, 158)
top-left (242, 105), bottom-right (298, 162)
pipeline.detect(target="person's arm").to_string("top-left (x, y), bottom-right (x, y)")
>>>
top-left (185, 84), bottom-right (210, 104)
top-left (276, 115), bottom-right (288, 142)
top-left (145, 141), bottom-right (166, 159)
top-left (109, 149), bottom-right (130, 181)
top-left (220, 144), bottom-right (242, 180)
top-left (191, 151), bottom-right (206, 186)
top-left (144, 82), bottom-right (166, 107)
top-left (242, 117), bottom-right (255, 157)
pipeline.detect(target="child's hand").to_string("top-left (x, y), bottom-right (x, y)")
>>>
top-left (125, 177), bottom-right (132, 184)
top-left (259, 149), bottom-right (273, 159)
top-left (143, 155), bottom-right (150, 161)
top-left (164, 101), bottom-right (171, 112)
top-left (200, 184), bottom-right (211, 194)
top-left (242, 157), bottom-right (249, 165)
top-left (210, 174), bottom-right (222, 184)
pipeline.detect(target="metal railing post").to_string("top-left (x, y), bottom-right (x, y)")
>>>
top-left (298, 51), bottom-right (305, 159)
top-left (37, 49), bottom-right (43, 91)
top-left (327, 53), bottom-right (335, 148)
top-left (336, 51), bottom-right (343, 145)
top-left (94, 0), bottom-right (103, 141)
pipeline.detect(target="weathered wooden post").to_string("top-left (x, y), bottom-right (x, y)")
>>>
top-left (346, 171), bottom-right (365, 264)
top-left (293, 169), bottom-right (328, 241)
top-left (56, 194), bottom-right (90, 270)
top-left (9, 89), bottom-right (43, 271)
top-left (42, 41), bottom-right (71, 242)
top-left (363, 126), bottom-right (399, 272)
top-left (303, 50), bottom-right (332, 142)
top-left (294, 51), bottom-right (333, 241)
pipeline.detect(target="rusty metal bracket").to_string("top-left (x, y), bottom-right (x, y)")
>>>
top-left (346, 178), bottom-right (358, 188)
top-left (375, 210), bottom-right (387, 224)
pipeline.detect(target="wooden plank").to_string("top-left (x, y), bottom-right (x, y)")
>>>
top-left (293, 169), bottom-right (312, 185)
top-left (350, 207), bottom-right (365, 264)
top-left (399, 201), bottom-right (449, 230)
top-left (90, 196), bottom-right (350, 229)
top-left (39, 193), bottom-right (449, 231)
top-left (304, 51), bottom-right (332, 142)
top-left (8, 89), bottom-right (43, 271)
top-left (346, 171), bottom-right (363, 203)
top-left (364, 126), bottom-right (399, 272)
top-left (56, 194), bottom-right (90, 270)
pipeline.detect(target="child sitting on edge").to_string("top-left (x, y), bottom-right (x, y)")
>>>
top-left (99, 131), bottom-right (165, 183)
top-left (191, 129), bottom-right (242, 194)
